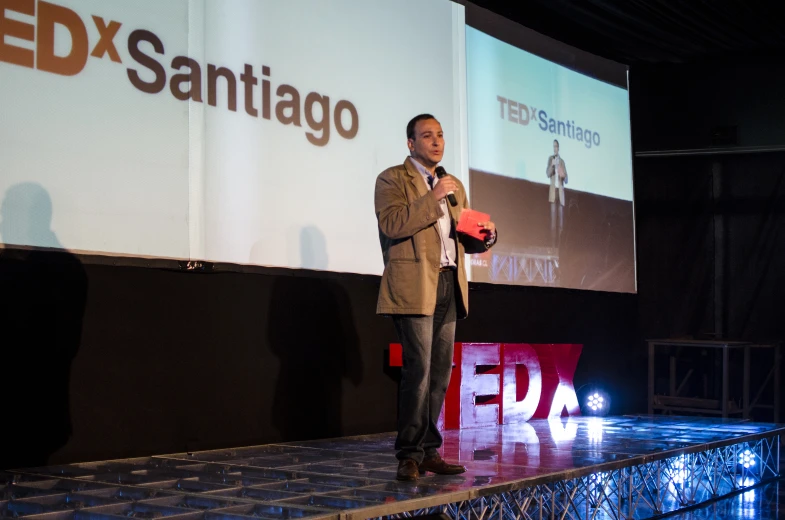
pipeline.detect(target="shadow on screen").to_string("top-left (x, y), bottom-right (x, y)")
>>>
top-left (0, 183), bottom-right (88, 469)
top-left (267, 226), bottom-right (363, 441)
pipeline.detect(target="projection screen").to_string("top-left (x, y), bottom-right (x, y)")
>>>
top-left (0, 0), bottom-right (468, 276)
top-left (464, 4), bottom-right (636, 293)
top-left (1, 0), bottom-right (636, 293)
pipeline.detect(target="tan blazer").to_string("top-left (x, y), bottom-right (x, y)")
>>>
top-left (374, 157), bottom-right (492, 318)
top-left (546, 155), bottom-right (568, 205)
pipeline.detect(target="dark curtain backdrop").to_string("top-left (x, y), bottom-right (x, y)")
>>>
top-left (0, 257), bottom-right (639, 469)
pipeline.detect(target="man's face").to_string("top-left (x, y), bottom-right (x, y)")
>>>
top-left (408, 118), bottom-right (444, 168)
top-left (553, 141), bottom-right (559, 155)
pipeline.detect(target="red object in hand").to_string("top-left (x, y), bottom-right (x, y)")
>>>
top-left (456, 208), bottom-right (491, 240)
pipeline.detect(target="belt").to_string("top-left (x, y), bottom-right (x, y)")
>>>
top-left (439, 266), bottom-right (456, 273)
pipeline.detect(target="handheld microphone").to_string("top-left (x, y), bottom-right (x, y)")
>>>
top-left (434, 166), bottom-right (457, 207)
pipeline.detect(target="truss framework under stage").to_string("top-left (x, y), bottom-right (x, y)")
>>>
top-left (374, 435), bottom-right (780, 520)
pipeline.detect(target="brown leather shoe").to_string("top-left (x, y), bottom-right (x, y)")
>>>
top-left (396, 458), bottom-right (420, 481)
top-left (419, 454), bottom-right (466, 475)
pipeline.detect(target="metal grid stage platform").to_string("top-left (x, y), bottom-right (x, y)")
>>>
top-left (1, 416), bottom-right (782, 520)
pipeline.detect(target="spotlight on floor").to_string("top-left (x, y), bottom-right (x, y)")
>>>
top-left (588, 393), bottom-right (605, 412)
top-left (577, 385), bottom-right (611, 417)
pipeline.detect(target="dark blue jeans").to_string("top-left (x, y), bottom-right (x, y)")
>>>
top-left (392, 270), bottom-right (457, 463)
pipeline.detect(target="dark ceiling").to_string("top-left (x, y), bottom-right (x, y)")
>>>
top-left (470, 0), bottom-right (785, 65)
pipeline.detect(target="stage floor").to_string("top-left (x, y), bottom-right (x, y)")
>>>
top-left (2, 416), bottom-right (783, 519)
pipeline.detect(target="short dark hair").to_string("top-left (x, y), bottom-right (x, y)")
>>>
top-left (407, 114), bottom-right (437, 140)
top-left (553, 139), bottom-right (560, 146)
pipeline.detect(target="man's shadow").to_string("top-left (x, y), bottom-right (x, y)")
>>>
top-left (0, 183), bottom-right (87, 469)
top-left (268, 226), bottom-right (362, 441)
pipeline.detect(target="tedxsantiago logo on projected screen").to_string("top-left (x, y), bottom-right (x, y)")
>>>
top-left (496, 95), bottom-right (601, 149)
top-left (0, 0), bottom-right (359, 147)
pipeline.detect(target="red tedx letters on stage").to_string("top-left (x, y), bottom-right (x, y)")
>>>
top-left (388, 343), bottom-right (582, 429)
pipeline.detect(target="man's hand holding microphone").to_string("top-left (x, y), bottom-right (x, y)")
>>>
top-left (431, 176), bottom-right (459, 205)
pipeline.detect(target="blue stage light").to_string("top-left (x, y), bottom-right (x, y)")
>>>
top-left (577, 385), bottom-right (611, 417)
top-left (738, 449), bottom-right (756, 469)
top-left (587, 393), bottom-right (605, 412)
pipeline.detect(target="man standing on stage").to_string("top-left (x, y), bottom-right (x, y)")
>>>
top-left (547, 139), bottom-right (569, 204)
top-left (546, 139), bottom-right (568, 245)
top-left (374, 114), bottom-right (497, 481)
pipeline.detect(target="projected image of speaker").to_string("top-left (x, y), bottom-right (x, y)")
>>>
top-left (463, 12), bottom-right (636, 294)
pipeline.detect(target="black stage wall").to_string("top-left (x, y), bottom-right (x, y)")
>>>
top-left (1, 252), bottom-right (639, 470)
